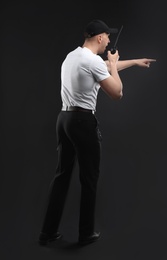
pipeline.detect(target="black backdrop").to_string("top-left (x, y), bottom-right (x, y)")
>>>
top-left (1, 0), bottom-right (167, 259)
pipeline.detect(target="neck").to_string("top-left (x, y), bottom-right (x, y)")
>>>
top-left (82, 39), bottom-right (98, 54)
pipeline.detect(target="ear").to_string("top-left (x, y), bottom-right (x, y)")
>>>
top-left (97, 34), bottom-right (102, 43)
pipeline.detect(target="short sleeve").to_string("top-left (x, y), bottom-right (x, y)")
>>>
top-left (90, 55), bottom-right (110, 82)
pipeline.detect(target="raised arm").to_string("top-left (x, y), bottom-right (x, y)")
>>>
top-left (105, 58), bottom-right (156, 72)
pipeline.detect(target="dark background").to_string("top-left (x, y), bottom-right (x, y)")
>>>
top-left (1, 0), bottom-right (167, 259)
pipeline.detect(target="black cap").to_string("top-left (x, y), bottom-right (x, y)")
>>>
top-left (84, 19), bottom-right (118, 38)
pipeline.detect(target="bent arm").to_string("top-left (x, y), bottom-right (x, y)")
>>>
top-left (100, 74), bottom-right (123, 100)
top-left (100, 50), bottom-right (123, 100)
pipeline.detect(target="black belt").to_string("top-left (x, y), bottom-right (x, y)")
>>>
top-left (62, 106), bottom-right (95, 114)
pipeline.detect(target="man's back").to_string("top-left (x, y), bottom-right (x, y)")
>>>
top-left (61, 46), bottom-right (110, 110)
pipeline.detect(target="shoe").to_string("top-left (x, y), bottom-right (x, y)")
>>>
top-left (78, 231), bottom-right (101, 246)
top-left (38, 231), bottom-right (62, 245)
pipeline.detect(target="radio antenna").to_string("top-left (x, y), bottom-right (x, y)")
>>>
top-left (111, 25), bottom-right (123, 54)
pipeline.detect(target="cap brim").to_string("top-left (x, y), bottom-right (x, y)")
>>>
top-left (109, 28), bottom-right (118, 34)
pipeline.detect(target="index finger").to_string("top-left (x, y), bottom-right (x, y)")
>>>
top-left (148, 58), bottom-right (156, 62)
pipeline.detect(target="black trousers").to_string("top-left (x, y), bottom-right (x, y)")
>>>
top-left (41, 110), bottom-right (102, 236)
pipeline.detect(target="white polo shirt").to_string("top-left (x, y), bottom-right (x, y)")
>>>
top-left (61, 46), bottom-right (110, 111)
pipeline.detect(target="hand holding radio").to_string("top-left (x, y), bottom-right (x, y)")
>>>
top-left (107, 49), bottom-right (120, 64)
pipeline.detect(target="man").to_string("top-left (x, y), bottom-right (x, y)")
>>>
top-left (38, 19), bottom-right (156, 246)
